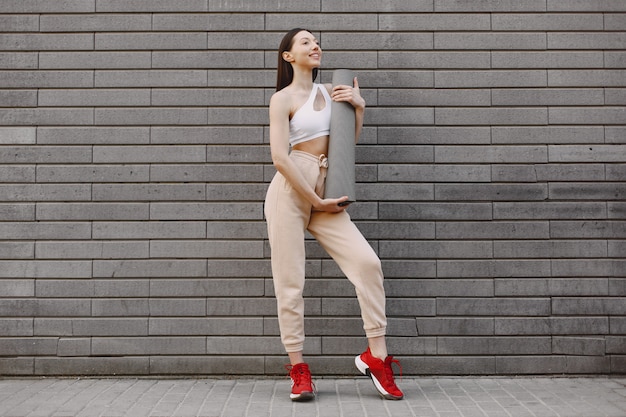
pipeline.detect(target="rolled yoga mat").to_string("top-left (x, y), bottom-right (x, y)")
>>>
top-left (324, 69), bottom-right (356, 203)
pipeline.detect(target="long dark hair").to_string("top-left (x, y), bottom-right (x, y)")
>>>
top-left (276, 28), bottom-right (319, 91)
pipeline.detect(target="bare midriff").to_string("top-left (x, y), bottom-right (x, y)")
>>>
top-left (291, 135), bottom-right (329, 157)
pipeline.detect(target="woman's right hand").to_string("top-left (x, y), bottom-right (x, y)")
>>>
top-left (314, 196), bottom-right (351, 213)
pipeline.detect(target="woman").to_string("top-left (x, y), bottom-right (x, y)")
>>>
top-left (264, 28), bottom-right (403, 401)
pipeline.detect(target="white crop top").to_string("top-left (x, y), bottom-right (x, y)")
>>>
top-left (289, 83), bottom-right (331, 146)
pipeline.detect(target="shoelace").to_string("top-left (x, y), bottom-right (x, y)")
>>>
top-left (384, 356), bottom-right (403, 382)
top-left (286, 364), bottom-right (310, 386)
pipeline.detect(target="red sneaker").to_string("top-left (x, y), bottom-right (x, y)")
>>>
top-left (355, 348), bottom-right (404, 400)
top-left (286, 363), bottom-right (316, 401)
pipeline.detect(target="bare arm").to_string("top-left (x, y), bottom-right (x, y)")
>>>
top-left (269, 92), bottom-right (348, 212)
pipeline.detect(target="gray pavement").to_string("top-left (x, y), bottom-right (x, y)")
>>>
top-left (0, 377), bottom-right (625, 417)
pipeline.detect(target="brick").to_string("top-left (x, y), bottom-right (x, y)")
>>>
top-left (0, 146), bottom-right (92, 164)
top-left (0, 261), bottom-right (91, 278)
top-left (379, 202), bottom-right (493, 221)
top-left (494, 241), bottom-right (607, 259)
top-left (379, 164), bottom-right (490, 183)
top-left (548, 33), bottom-right (626, 49)
top-left (437, 298), bottom-right (551, 316)
top-left (553, 337), bottom-right (606, 356)
top-left (606, 127), bottom-right (626, 143)
top-left (35, 280), bottom-right (93, 298)
top-left (493, 13), bottom-right (603, 30)
top-left (415, 318), bottom-right (494, 336)
top-left (93, 260), bottom-right (207, 278)
top-left (436, 183), bottom-right (547, 201)
top-left (606, 13), bottom-right (626, 29)
top-left (550, 145), bottom-right (626, 162)
top-left (0, 108), bottom-right (94, 125)
top-left (493, 51), bottom-right (603, 69)
top-left (0, 34), bottom-right (94, 51)
top-left (0, 71), bottom-right (93, 88)
top-left (493, 88), bottom-right (604, 106)
top-left (93, 145), bottom-right (205, 163)
top-left (380, 240), bottom-right (492, 259)
top-left (357, 183), bottom-right (434, 201)
top-left (93, 184), bottom-right (206, 201)
top-left (495, 317), bottom-right (609, 335)
top-left (149, 318), bottom-right (263, 336)
top-left (550, 221), bottom-right (626, 239)
top-left (266, 13), bottom-right (378, 32)
top-left (35, 357), bottom-right (149, 376)
top-left (380, 13), bottom-right (490, 31)
top-left (435, 0), bottom-right (546, 12)
top-left (39, 88), bottom-right (151, 106)
top-left (0, 15), bottom-right (39, 31)
top-left (95, 70), bottom-right (207, 87)
top-left (495, 278), bottom-right (609, 297)
top-left (0, 280), bottom-right (34, 297)
top-left (436, 221), bottom-right (549, 239)
top-left (206, 336), bottom-right (290, 355)
top-left (204, 184), bottom-right (268, 201)
top-left (0, 127), bottom-right (36, 144)
top-left (37, 165), bottom-right (149, 183)
top-left (436, 108), bottom-right (548, 125)
top-left (553, 298), bottom-right (625, 315)
top-left (95, 108), bottom-right (208, 126)
top-left (436, 145), bottom-right (547, 163)
top-left (0, 204), bottom-right (35, 221)
top-left (155, 13), bottom-right (264, 31)
top-left (607, 89), bottom-right (626, 105)
top-left (609, 242), bottom-right (626, 258)
top-left (0, 222), bottom-right (91, 240)
top-left (93, 221), bottom-right (206, 239)
top-left (548, 0), bottom-right (626, 11)
top-left (0, 0), bottom-right (94, 12)
top-left (36, 203), bottom-right (149, 221)
top-left (438, 337), bottom-right (552, 355)
top-left (150, 278), bottom-right (265, 297)
top-left (325, 336), bottom-right (437, 355)
top-left (494, 202), bottom-right (606, 219)
top-left (322, 0), bottom-right (431, 12)
top-left (92, 337), bottom-right (206, 355)
top-left (35, 241), bottom-right (148, 260)
top-left (0, 90), bottom-right (38, 107)
top-left (0, 163), bottom-right (37, 183)
top-left (358, 145), bottom-right (433, 163)
top-left (379, 88), bottom-right (490, 105)
top-left (151, 127), bottom-right (263, 145)
top-left (152, 88), bottom-right (263, 106)
top-left (549, 107), bottom-right (626, 125)
top-left (550, 70), bottom-right (626, 88)
top-left (150, 356), bottom-right (263, 375)
top-left (606, 52), bottom-right (626, 69)
top-left (0, 338), bottom-right (58, 356)
top-left (436, 33), bottom-right (546, 50)
top-left (40, 14), bottom-right (151, 32)
top-left (550, 183), bottom-right (626, 200)
top-left (0, 241), bottom-right (34, 259)
top-left (57, 338), bottom-right (91, 357)
top-left (0, 53), bottom-right (38, 69)
top-left (70, 318), bottom-right (149, 336)
top-left (435, 70), bottom-right (546, 88)
top-left (152, 165), bottom-right (262, 183)
top-left (91, 299), bottom-right (149, 317)
top-left (97, 0), bottom-right (207, 11)
top-left (378, 127), bottom-right (490, 145)
top-left (323, 297), bottom-right (435, 317)
top-left (0, 184), bottom-right (90, 201)
top-left (38, 127), bottom-right (150, 144)
top-left (150, 240), bottom-right (264, 259)
top-left (206, 298), bottom-right (284, 316)
top-left (496, 356), bottom-right (567, 375)
top-left (438, 260), bottom-right (551, 278)
top-left (0, 319), bottom-right (33, 336)
top-left (610, 317), bottom-right (626, 334)
top-left (94, 280), bottom-right (149, 298)
top-left (150, 202), bottom-right (262, 220)
top-left (0, 299), bottom-right (90, 317)
top-left (552, 260), bottom-right (616, 277)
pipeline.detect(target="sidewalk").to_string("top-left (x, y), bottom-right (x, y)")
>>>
top-left (1, 377), bottom-right (625, 417)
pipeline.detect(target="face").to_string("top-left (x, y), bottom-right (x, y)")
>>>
top-left (283, 30), bottom-right (322, 67)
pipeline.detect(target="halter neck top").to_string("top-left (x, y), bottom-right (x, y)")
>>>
top-left (289, 84), bottom-right (331, 146)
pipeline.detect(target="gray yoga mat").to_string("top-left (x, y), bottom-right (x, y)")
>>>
top-left (324, 69), bottom-right (356, 202)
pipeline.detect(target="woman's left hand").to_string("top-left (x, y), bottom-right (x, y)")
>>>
top-left (331, 77), bottom-right (365, 110)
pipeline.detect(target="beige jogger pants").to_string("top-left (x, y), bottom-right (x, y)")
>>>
top-left (264, 150), bottom-right (387, 353)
